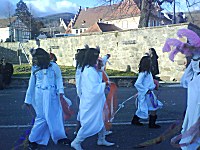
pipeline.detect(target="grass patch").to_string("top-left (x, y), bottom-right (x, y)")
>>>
top-left (13, 64), bottom-right (137, 77)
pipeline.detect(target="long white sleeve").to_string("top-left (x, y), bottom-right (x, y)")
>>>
top-left (24, 68), bottom-right (36, 105)
top-left (52, 63), bottom-right (64, 94)
top-left (180, 63), bottom-right (193, 88)
top-left (134, 72), bottom-right (149, 96)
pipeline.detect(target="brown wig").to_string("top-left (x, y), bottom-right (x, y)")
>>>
top-left (75, 48), bottom-right (86, 69)
top-left (81, 47), bottom-right (100, 72)
top-left (139, 56), bottom-right (151, 73)
top-left (30, 48), bottom-right (50, 69)
top-left (149, 48), bottom-right (158, 59)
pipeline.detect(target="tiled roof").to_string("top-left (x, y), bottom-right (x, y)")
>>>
top-left (0, 16), bottom-right (18, 28)
top-left (84, 22), bottom-right (122, 33)
top-left (73, 0), bottom-right (140, 29)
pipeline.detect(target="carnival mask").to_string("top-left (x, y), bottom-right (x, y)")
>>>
top-left (191, 55), bottom-right (200, 73)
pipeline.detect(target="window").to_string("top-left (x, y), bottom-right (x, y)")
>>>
top-left (122, 20), bottom-right (128, 29)
top-left (156, 21), bottom-right (160, 26)
top-left (148, 20), bottom-right (151, 27)
top-left (154, 20), bottom-right (156, 26)
top-left (157, 11), bottom-right (161, 17)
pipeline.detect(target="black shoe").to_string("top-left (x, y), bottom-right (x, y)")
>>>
top-left (131, 115), bottom-right (143, 126)
top-left (58, 138), bottom-right (72, 145)
top-left (149, 115), bottom-right (161, 129)
top-left (28, 141), bottom-right (38, 150)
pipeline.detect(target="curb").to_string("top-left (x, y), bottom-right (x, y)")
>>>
top-left (9, 76), bottom-right (180, 88)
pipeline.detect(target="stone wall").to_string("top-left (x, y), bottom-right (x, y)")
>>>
top-left (0, 23), bottom-right (200, 81)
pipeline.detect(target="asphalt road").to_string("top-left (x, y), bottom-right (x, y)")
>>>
top-left (0, 85), bottom-right (186, 150)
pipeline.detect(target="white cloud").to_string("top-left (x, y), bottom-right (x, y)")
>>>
top-left (24, 0), bottom-right (79, 16)
top-left (0, 0), bottom-right (80, 18)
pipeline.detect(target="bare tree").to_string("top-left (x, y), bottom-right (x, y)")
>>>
top-left (98, 0), bottom-right (200, 28)
top-left (186, 0), bottom-right (200, 7)
top-left (3, 1), bottom-right (15, 18)
top-left (97, 0), bottom-right (163, 28)
top-left (138, 0), bottom-right (153, 28)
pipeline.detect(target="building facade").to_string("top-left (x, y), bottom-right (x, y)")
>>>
top-left (67, 0), bottom-right (171, 35)
top-left (0, 16), bottom-right (30, 42)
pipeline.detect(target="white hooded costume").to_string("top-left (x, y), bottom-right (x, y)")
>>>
top-left (180, 54), bottom-right (200, 150)
top-left (25, 62), bottom-right (67, 145)
top-left (76, 66), bottom-right (106, 140)
top-left (134, 71), bottom-right (163, 119)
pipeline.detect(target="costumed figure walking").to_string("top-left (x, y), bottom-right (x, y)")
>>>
top-left (24, 48), bottom-right (71, 149)
top-left (163, 28), bottom-right (200, 150)
top-left (149, 48), bottom-right (160, 80)
top-left (71, 46), bottom-right (114, 150)
top-left (131, 55), bottom-right (163, 128)
top-left (74, 47), bottom-right (87, 135)
top-left (97, 54), bottom-right (117, 135)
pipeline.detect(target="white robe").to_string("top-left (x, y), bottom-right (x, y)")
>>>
top-left (24, 62), bottom-right (66, 145)
top-left (134, 71), bottom-right (163, 119)
top-left (75, 67), bottom-right (82, 98)
top-left (101, 55), bottom-right (110, 71)
top-left (76, 66), bottom-right (106, 140)
top-left (75, 67), bottom-right (82, 121)
top-left (180, 63), bottom-right (200, 150)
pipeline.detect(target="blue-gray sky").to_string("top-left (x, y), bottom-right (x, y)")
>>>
top-left (0, 0), bottom-right (199, 18)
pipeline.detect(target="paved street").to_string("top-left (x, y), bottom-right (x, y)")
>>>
top-left (0, 85), bottom-right (186, 150)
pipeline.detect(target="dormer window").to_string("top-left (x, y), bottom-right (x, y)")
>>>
top-left (82, 20), bottom-right (86, 25)
top-left (98, 18), bottom-right (102, 23)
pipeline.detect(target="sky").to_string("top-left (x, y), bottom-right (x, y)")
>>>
top-left (0, 0), bottom-right (199, 18)
top-left (0, 0), bottom-right (101, 17)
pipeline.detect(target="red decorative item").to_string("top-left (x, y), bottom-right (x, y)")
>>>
top-left (60, 94), bottom-right (74, 120)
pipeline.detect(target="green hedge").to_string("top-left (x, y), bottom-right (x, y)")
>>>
top-left (13, 64), bottom-right (137, 77)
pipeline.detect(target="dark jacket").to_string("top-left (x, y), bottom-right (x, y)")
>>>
top-left (150, 54), bottom-right (159, 76)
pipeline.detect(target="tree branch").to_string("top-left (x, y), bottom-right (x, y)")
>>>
top-left (186, 0), bottom-right (200, 7)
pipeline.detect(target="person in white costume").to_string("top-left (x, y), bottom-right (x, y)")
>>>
top-left (71, 47), bottom-right (114, 150)
top-left (132, 55), bottom-right (163, 128)
top-left (101, 54), bottom-right (111, 71)
top-left (24, 48), bottom-right (71, 149)
top-left (162, 28), bottom-right (200, 149)
top-left (74, 47), bottom-right (87, 135)
top-left (97, 56), bottom-right (116, 136)
top-left (180, 53), bottom-right (200, 150)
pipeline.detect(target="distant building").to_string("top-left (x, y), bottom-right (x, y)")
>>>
top-left (0, 16), bottom-right (30, 42)
top-left (37, 33), bottom-right (47, 39)
top-left (40, 18), bottom-right (69, 37)
top-left (177, 12), bottom-right (187, 23)
top-left (66, 0), bottom-right (171, 35)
